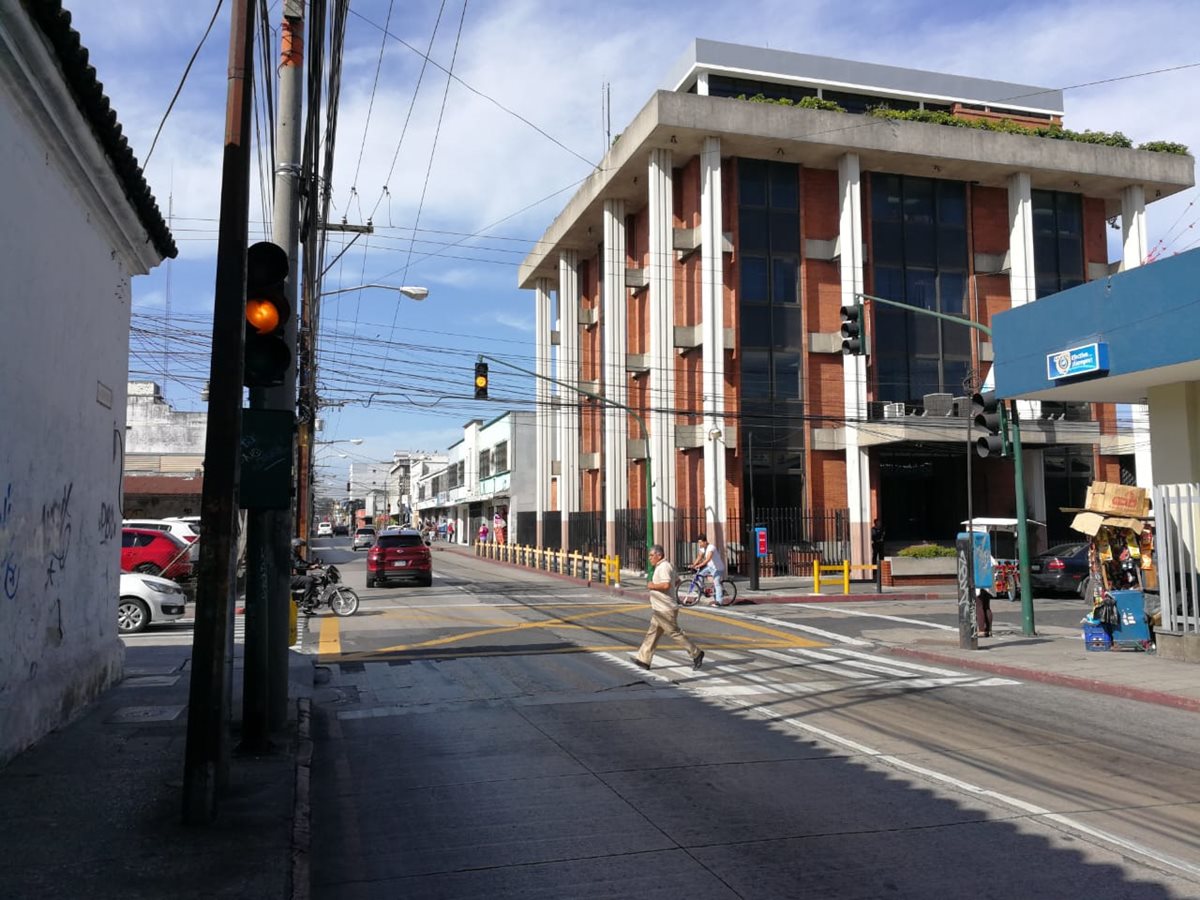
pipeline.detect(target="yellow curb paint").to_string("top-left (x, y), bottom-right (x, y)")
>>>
top-left (318, 616), bottom-right (341, 657)
top-left (372, 605), bottom-right (635, 655)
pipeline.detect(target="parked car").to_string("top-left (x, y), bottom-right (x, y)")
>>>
top-left (123, 518), bottom-right (200, 560)
top-left (118, 572), bottom-right (187, 634)
top-left (352, 526), bottom-right (377, 551)
top-left (1030, 542), bottom-right (1091, 597)
top-left (366, 528), bottom-right (432, 587)
top-left (121, 527), bottom-right (194, 580)
top-left (333, 523), bottom-right (349, 536)
top-left (316, 521), bottom-right (333, 537)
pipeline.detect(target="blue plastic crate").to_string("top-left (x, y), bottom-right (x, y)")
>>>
top-left (1082, 623), bottom-right (1112, 651)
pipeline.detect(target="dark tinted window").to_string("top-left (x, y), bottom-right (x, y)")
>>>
top-left (378, 534), bottom-right (424, 548)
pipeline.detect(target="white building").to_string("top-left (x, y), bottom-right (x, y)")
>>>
top-left (0, 2), bottom-right (175, 764)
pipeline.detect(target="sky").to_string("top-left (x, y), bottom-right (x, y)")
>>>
top-left (64, 0), bottom-right (1200, 494)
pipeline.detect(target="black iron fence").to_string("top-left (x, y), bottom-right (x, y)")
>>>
top-left (614, 508), bottom-right (648, 574)
top-left (674, 507), bottom-right (850, 575)
top-left (568, 511), bottom-right (604, 557)
top-left (514, 511), bottom-right (536, 547)
top-left (543, 511), bottom-right (562, 551)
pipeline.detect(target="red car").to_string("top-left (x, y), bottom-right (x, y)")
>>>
top-left (121, 527), bottom-right (194, 580)
top-left (366, 529), bottom-right (432, 587)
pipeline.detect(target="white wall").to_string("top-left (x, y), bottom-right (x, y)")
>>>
top-left (0, 88), bottom-right (136, 764)
top-left (125, 382), bottom-right (208, 454)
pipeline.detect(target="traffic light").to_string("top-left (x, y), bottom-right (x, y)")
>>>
top-left (972, 391), bottom-right (1010, 458)
top-left (840, 299), bottom-right (867, 356)
top-left (243, 241), bottom-right (291, 388)
top-left (474, 362), bottom-right (489, 400)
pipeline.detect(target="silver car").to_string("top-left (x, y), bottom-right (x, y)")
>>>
top-left (352, 526), bottom-right (376, 551)
top-left (118, 572), bottom-right (187, 634)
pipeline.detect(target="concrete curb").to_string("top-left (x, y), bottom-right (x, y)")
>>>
top-left (290, 697), bottom-right (312, 900)
top-left (886, 646), bottom-right (1200, 713)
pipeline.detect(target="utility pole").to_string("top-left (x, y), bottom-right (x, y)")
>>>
top-left (183, 0), bottom-right (256, 824)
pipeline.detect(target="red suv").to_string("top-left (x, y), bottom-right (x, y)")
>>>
top-left (366, 529), bottom-right (432, 587)
top-left (121, 527), bottom-right (194, 581)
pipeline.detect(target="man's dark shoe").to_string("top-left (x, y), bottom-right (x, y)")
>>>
top-left (631, 657), bottom-right (651, 670)
top-left (692, 651), bottom-right (705, 671)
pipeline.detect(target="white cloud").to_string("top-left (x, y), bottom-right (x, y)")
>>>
top-left (493, 312), bottom-right (534, 332)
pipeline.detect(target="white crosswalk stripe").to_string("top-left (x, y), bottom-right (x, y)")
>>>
top-left (603, 645), bottom-right (1020, 695)
top-left (121, 615), bottom-right (247, 645)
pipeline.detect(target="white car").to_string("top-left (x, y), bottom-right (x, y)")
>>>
top-left (316, 521), bottom-right (333, 537)
top-left (118, 572), bottom-right (187, 634)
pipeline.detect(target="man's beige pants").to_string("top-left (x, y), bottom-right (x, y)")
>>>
top-left (635, 592), bottom-right (700, 666)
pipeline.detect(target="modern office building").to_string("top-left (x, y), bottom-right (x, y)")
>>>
top-left (518, 39), bottom-right (1194, 568)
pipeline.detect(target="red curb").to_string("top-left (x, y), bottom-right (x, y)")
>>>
top-left (746, 592), bottom-right (948, 604)
top-left (887, 646), bottom-right (1200, 713)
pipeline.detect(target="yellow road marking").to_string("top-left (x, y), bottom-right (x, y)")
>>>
top-left (334, 640), bottom-right (803, 663)
top-left (685, 608), bottom-right (825, 647)
top-left (372, 605), bottom-right (634, 655)
top-left (318, 616), bottom-right (341, 657)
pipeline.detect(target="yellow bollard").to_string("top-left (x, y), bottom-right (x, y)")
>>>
top-left (289, 599), bottom-right (298, 646)
top-left (842, 560), bottom-right (850, 595)
top-left (813, 561), bottom-right (821, 594)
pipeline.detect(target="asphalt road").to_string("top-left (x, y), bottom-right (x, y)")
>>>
top-left (299, 543), bottom-right (1200, 898)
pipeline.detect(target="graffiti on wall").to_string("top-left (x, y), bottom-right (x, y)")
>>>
top-left (42, 482), bottom-right (73, 588)
top-left (1, 483), bottom-right (17, 600)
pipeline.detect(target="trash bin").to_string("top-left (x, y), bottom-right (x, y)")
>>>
top-left (1109, 589), bottom-right (1150, 649)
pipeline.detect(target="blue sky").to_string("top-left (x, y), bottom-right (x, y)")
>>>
top-left (66, 0), bottom-right (1199, 492)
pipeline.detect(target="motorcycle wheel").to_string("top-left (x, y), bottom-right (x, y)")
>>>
top-left (330, 586), bottom-right (360, 617)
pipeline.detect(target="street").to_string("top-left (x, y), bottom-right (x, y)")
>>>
top-left (301, 543), bottom-right (1200, 899)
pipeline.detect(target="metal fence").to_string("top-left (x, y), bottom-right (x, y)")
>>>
top-left (615, 508), bottom-right (648, 574)
top-left (674, 507), bottom-right (850, 576)
top-left (515, 511), bottom-right (536, 547)
top-left (543, 511), bottom-right (562, 551)
top-left (1153, 483), bottom-right (1200, 634)
top-left (568, 510), bottom-right (604, 557)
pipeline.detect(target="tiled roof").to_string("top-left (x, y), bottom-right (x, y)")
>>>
top-left (23, 0), bottom-right (177, 259)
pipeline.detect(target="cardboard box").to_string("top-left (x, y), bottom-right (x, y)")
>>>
top-left (1085, 481), bottom-right (1150, 517)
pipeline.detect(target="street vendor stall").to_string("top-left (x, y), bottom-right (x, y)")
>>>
top-left (1070, 482), bottom-right (1156, 651)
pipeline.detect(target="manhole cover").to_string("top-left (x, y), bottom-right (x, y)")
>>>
top-left (108, 705), bottom-right (185, 723)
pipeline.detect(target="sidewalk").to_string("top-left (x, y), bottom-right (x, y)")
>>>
top-left (455, 544), bottom-right (1200, 714)
top-left (0, 637), bottom-right (312, 899)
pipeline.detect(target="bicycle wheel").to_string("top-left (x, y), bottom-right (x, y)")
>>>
top-left (675, 578), bottom-right (701, 606)
top-left (330, 586), bottom-right (360, 617)
top-left (721, 577), bottom-right (738, 604)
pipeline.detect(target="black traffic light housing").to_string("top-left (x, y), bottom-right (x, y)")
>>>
top-left (243, 241), bottom-right (291, 388)
top-left (840, 299), bottom-right (868, 356)
top-left (474, 362), bottom-right (489, 400)
top-left (972, 391), bottom-right (1010, 458)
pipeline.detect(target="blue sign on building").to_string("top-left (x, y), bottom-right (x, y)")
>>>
top-left (1046, 342), bottom-right (1109, 381)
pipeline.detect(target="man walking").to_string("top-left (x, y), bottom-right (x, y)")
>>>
top-left (633, 545), bottom-right (704, 671)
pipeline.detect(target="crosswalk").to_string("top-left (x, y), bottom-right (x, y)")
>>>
top-left (604, 645), bottom-right (1020, 696)
top-left (121, 614), bottom-right (247, 645)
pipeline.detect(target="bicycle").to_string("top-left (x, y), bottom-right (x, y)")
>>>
top-left (674, 566), bottom-right (738, 606)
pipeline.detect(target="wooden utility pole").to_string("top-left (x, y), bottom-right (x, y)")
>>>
top-left (183, 0), bottom-right (256, 824)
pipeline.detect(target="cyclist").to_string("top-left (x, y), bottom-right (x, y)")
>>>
top-left (690, 533), bottom-right (727, 607)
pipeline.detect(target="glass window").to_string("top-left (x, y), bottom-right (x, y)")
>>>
top-left (939, 271), bottom-right (967, 314)
top-left (493, 442), bottom-right (508, 473)
top-left (741, 351), bottom-right (771, 399)
top-left (479, 450), bottom-right (491, 479)
top-left (772, 306), bottom-right (804, 349)
top-left (772, 258), bottom-right (798, 304)
top-left (740, 159), bottom-right (768, 206)
top-left (770, 211), bottom-right (799, 254)
top-left (741, 306), bottom-right (771, 348)
top-left (739, 209), bottom-right (768, 253)
top-left (770, 166), bottom-right (799, 209)
top-left (1032, 190), bottom-right (1084, 298)
top-left (773, 352), bottom-right (802, 399)
top-left (740, 256), bottom-right (769, 303)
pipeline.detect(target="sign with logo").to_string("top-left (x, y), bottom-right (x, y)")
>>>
top-left (755, 527), bottom-right (768, 558)
top-left (1046, 342), bottom-right (1109, 381)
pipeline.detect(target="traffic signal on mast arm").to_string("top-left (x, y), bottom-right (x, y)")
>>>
top-left (972, 391), bottom-right (1010, 458)
top-left (474, 362), bottom-right (489, 400)
top-left (840, 299), bottom-right (868, 356)
top-left (243, 241), bottom-right (291, 388)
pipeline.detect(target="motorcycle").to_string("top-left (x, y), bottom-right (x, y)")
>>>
top-left (291, 558), bottom-right (360, 617)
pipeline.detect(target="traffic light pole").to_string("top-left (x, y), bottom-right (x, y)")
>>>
top-left (856, 293), bottom-right (1035, 636)
top-left (478, 354), bottom-right (656, 578)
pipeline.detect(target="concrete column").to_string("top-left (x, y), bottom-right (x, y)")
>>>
top-left (1147, 384), bottom-right (1200, 485)
top-left (700, 137), bottom-right (728, 550)
top-left (603, 199), bottom-right (628, 557)
top-left (558, 250), bottom-right (581, 551)
top-left (648, 149), bottom-right (676, 556)
top-left (534, 278), bottom-right (553, 546)
top-left (838, 153), bottom-right (870, 565)
top-left (1007, 171), bottom-right (1039, 420)
top-left (1122, 185), bottom-right (1154, 487)
top-left (1023, 449), bottom-right (1047, 555)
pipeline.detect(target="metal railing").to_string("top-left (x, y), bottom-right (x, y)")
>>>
top-left (1153, 483), bottom-right (1200, 634)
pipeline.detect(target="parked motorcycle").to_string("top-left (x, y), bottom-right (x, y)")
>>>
top-left (291, 558), bottom-right (360, 617)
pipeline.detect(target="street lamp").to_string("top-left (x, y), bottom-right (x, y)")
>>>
top-left (315, 438), bottom-right (363, 446)
top-left (319, 284), bottom-right (429, 301)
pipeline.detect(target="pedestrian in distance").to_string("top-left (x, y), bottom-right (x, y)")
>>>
top-left (478, 521), bottom-right (489, 544)
top-left (632, 544), bottom-right (704, 671)
top-left (690, 533), bottom-right (727, 606)
top-left (447, 520), bottom-right (455, 544)
top-left (871, 519), bottom-right (886, 563)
